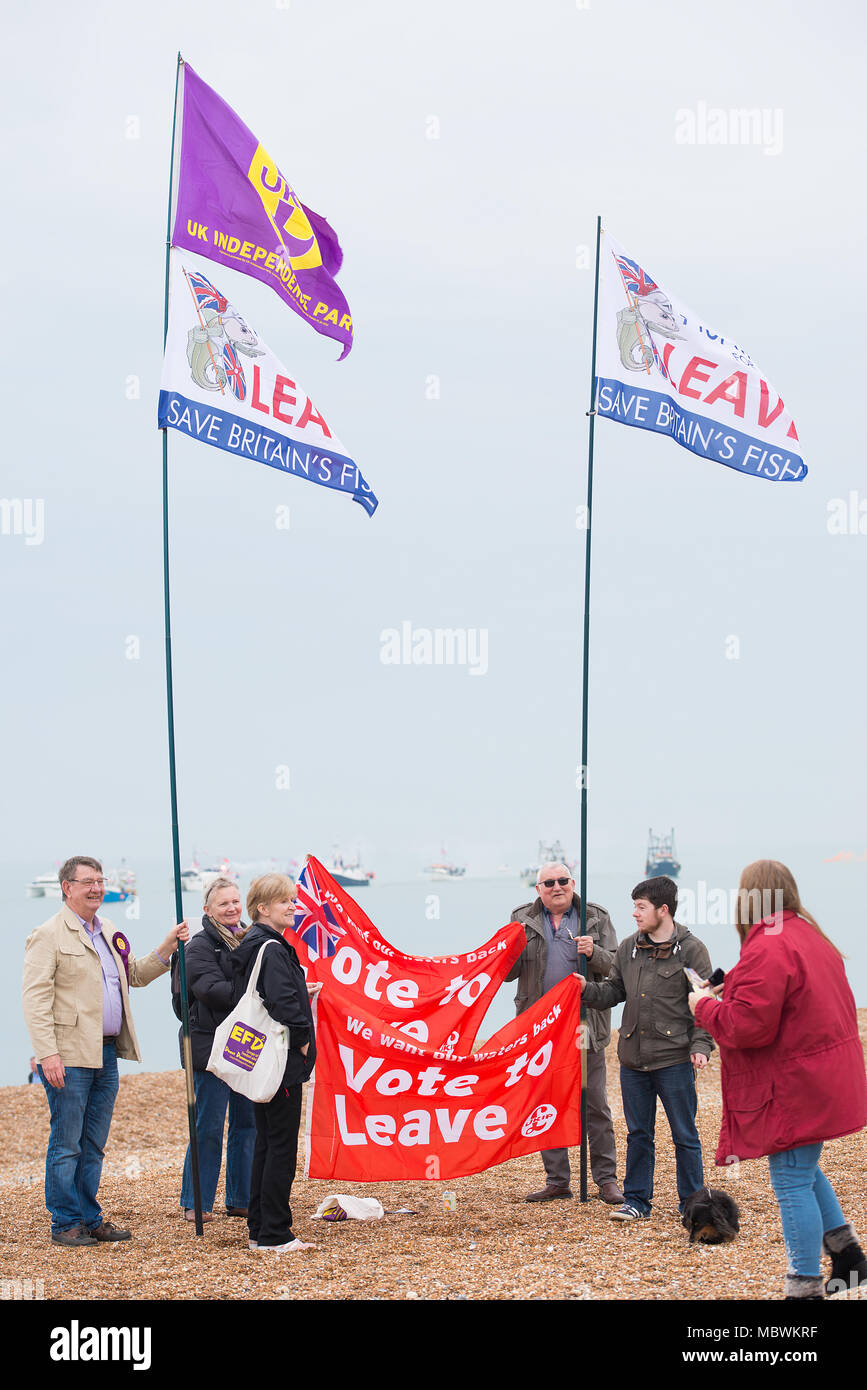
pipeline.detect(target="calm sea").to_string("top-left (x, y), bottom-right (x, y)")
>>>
top-left (5, 857), bottom-right (865, 1089)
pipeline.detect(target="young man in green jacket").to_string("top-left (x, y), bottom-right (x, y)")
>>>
top-left (580, 876), bottom-right (714, 1222)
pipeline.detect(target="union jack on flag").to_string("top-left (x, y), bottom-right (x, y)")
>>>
top-left (186, 269), bottom-right (229, 315)
top-left (293, 863), bottom-right (345, 958)
top-left (222, 342), bottom-right (246, 401)
top-left (614, 254), bottom-right (659, 300)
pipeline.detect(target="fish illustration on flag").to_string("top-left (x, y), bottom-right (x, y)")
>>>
top-left (293, 862), bottom-right (346, 959)
top-left (596, 229), bottom-right (806, 482)
top-left (611, 250), bottom-right (680, 382)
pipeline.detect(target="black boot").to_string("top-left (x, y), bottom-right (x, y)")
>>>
top-left (823, 1223), bottom-right (867, 1296)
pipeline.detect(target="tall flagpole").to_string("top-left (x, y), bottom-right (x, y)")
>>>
top-left (577, 215), bottom-right (602, 1203)
top-left (162, 51), bottom-right (204, 1237)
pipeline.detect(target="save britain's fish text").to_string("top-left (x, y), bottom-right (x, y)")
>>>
top-left (596, 379), bottom-right (806, 481)
top-left (160, 392), bottom-right (371, 495)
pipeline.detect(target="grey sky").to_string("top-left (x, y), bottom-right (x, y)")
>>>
top-left (2, 0), bottom-right (865, 890)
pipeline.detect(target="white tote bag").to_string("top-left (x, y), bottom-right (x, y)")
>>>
top-left (207, 942), bottom-right (288, 1103)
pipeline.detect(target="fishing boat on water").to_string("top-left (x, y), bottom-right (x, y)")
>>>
top-left (102, 867), bottom-right (137, 902)
top-left (645, 828), bottom-right (681, 879)
top-left (328, 848), bottom-right (375, 888)
top-left (424, 847), bottom-right (467, 880)
top-left (425, 861), bottom-right (467, 881)
top-left (519, 840), bottom-right (576, 889)
top-left (179, 859), bottom-right (238, 895)
top-left (25, 872), bottom-right (63, 899)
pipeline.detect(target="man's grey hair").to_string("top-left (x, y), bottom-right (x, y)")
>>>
top-left (203, 875), bottom-right (239, 909)
top-left (536, 862), bottom-right (573, 886)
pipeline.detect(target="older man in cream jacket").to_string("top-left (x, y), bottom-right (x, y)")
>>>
top-left (22, 855), bottom-right (188, 1247)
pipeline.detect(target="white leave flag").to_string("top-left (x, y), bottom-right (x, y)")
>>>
top-left (596, 231), bottom-right (805, 482)
top-left (158, 252), bottom-right (377, 514)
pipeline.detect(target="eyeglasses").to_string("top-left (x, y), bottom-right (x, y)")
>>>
top-left (539, 877), bottom-right (571, 888)
top-left (69, 878), bottom-right (107, 888)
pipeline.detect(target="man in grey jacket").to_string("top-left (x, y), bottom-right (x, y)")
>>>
top-left (581, 876), bottom-right (714, 1222)
top-left (506, 863), bottom-right (623, 1204)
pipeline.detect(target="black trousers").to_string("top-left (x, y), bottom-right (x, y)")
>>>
top-left (248, 1082), bottom-right (302, 1247)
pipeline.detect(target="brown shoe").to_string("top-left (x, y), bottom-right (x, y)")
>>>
top-left (88, 1220), bottom-right (131, 1241)
top-left (525, 1184), bottom-right (573, 1203)
top-left (184, 1210), bottom-right (213, 1223)
top-left (52, 1224), bottom-right (98, 1247)
top-left (597, 1181), bottom-right (625, 1205)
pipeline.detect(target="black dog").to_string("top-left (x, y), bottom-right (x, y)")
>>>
top-left (681, 1187), bottom-right (740, 1245)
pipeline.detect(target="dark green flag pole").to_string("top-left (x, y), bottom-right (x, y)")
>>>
top-left (577, 215), bottom-right (602, 1204)
top-left (162, 51), bottom-right (204, 1237)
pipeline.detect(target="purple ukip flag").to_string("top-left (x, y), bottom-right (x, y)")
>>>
top-left (172, 62), bottom-right (354, 359)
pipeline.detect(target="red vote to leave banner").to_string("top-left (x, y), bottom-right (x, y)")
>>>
top-left (287, 857), bottom-right (525, 1052)
top-left (305, 975), bottom-right (582, 1182)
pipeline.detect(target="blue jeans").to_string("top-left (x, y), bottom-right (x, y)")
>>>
top-left (620, 1061), bottom-right (704, 1215)
top-left (180, 1069), bottom-right (256, 1212)
top-left (767, 1143), bottom-right (847, 1277)
top-left (40, 1041), bottom-right (119, 1234)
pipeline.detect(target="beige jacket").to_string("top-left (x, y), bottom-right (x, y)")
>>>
top-left (22, 905), bottom-right (169, 1067)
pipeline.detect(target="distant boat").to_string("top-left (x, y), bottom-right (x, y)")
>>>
top-left (102, 867), bottom-right (137, 903)
top-left (520, 840), bottom-right (575, 889)
top-left (180, 858), bottom-right (238, 895)
top-left (25, 872), bottom-right (62, 899)
top-left (424, 847), bottom-right (466, 880)
top-left (327, 848), bottom-right (375, 888)
top-left (425, 861), bottom-right (467, 881)
top-left (645, 828), bottom-right (681, 879)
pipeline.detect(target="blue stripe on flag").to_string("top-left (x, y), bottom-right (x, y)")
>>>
top-left (595, 376), bottom-right (806, 482)
top-left (158, 390), bottom-right (378, 514)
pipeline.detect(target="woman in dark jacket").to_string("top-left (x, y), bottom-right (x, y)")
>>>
top-left (177, 877), bottom-right (256, 1222)
top-left (689, 860), bottom-right (867, 1300)
top-left (229, 872), bottom-right (316, 1254)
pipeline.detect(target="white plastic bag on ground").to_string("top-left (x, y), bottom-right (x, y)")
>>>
top-left (312, 1194), bottom-right (384, 1222)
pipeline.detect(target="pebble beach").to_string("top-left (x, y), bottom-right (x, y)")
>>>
top-left (2, 1017), bottom-right (865, 1304)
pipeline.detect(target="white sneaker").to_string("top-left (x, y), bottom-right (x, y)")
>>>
top-left (610, 1203), bottom-right (650, 1222)
top-left (256, 1238), bottom-right (316, 1253)
top-left (248, 1239), bottom-right (258, 1249)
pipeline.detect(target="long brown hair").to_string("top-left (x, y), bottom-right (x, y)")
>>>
top-left (735, 860), bottom-right (843, 956)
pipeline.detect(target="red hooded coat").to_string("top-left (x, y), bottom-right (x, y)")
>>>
top-left (694, 911), bottom-right (866, 1163)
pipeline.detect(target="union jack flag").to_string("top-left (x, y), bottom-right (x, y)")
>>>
top-left (222, 342), bottom-right (246, 401)
top-left (293, 862), bottom-right (345, 959)
top-left (186, 269), bottom-right (229, 315)
top-left (614, 254), bottom-right (659, 300)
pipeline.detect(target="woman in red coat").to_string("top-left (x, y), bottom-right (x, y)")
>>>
top-left (688, 860), bottom-right (867, 1300)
